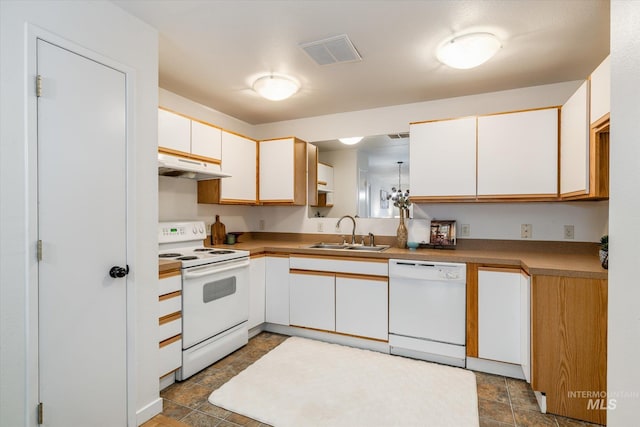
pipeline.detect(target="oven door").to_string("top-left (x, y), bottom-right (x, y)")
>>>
top-left (181, 258), bottom-right (250, 349)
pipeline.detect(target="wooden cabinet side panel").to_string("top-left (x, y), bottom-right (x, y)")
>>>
top-left (293, 138), bottom-right (307, 206)
top-left (532, 275), bottom-right (607, 425)
top-left (466, 263), bottom-right (479, 357)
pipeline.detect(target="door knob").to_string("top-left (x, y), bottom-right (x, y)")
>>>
top-left (109, 265), bottom-right (129, 278)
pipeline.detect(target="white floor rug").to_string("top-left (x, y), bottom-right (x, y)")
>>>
top-left (209, 337), bottom-right (479, 427)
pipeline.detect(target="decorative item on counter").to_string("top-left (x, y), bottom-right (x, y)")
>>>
top-left (599, 235), bottom-right (608, 270)
top-left (211, 215), bottom-right (226, 245)
top-left (387, 161), bottom-right (411, 248)
top-left (427, 220), bottom-right (457, 249)
top-left (225, 232), bottom-right (243, 245)
top-left (407, 241), bottom-right (419, 250)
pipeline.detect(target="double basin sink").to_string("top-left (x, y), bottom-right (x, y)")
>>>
top-left (305, 243), bottom-right (389, 252)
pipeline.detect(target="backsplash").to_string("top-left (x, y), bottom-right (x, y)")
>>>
top-left (159, 176), bottom-right (609, 242)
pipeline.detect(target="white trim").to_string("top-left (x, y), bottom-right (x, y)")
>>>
top-left (466, 356), bottom-right (526, 380)
top-left (25, 23), bottom-right (138, 427)
top-left (135, 398), bottom-right (163, 426)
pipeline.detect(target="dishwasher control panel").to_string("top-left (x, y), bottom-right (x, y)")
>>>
top-left (388, 259), bottom-right (466, 282)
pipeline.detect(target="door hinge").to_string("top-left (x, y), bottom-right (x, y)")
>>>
top-left (36, 75), bottom-right (42, 97)
top-left (37, 402), bottom-right (44, 424)
top-left (37, 240), bottom-right (42, 261)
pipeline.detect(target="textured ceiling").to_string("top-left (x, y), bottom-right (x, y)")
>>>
top-left (114, 0), bottom-right (610, 125)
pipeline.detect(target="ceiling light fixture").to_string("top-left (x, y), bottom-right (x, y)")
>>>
top-left (436, 32), bottom-right (501, 70)
top-left (252, 74), bottom-right (300, 101)
top-left (338, 136), bottom-right (363, 145)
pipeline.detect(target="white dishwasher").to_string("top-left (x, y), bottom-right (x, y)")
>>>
top-left (388, 259), bottom-right (466, 367)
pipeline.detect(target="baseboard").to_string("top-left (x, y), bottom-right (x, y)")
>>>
top-left (136, 397), bottom-right (163, 426)
top-left (249, 323), bottom-right (266, 338)
top-left (466, 357), bottom-right (526, 380)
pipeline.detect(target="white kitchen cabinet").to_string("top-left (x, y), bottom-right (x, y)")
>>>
top-left (158, 268), bottom-right (182, 383)
top-left (560, 81), bottom-right (590, 197)
top-left (477, 108), bottom-right (558, 198)
top-left (335, 274), bottom-right (388, 340)
top-left (590, 55), bottom-right (610, 125)
top-left (265, 255), bottom-right (290, 325)
top-left (248, 255), bottom-right (266, 330)
top-left (289, 270), bottom-right (335, 331)
top-left (158, 108), bottom-right (222, 161)
top-left (158, 108), bottom-right (191, 154)
top-left (259, 137), bottom-right (307, 205)
top-left (478, 268), bottom-right (522, 364)
top-left (198, 130), bottom-right (258, 204)
top-left (410, 116), bottom-right (477, 201)
top-left (520, 271), bottom-right (531, 383)
top-left (191, 119), bottom-right (222, 160)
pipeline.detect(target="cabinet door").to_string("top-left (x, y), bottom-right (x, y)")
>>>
top-left (478, 268), bottom-right (521, 364)
top-left (289, 270), bottom-right (335, 331)
top-left (410, 117), bottom-right (477, 200)
top-left (248, 256), bottom-right (266, 330)
top-left (220, 131), bottom-right (257, 203)
top-left (259, 138), bottom-right (294, 201)
top-left (560, 82), bottom-right (590, 197)
top-left (265, 255), bottom-right (290, 325)
top-left (531, 275), bottom-right (607, 425)
top-left (191, 120), bottom-right (222, 161)
top-left (477, 109), bottom-right (558, 197)
top-left (335, 274), bottom-right (388, 340)
top-left (158, 109), bottom-right (191, 154)
top-left (590, 55), bottom-right (610, 124)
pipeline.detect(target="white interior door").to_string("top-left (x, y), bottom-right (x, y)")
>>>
top-left (37, 39), bottom-right (128, 426)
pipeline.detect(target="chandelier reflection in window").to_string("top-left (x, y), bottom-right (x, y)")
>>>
top-left (387, 161), bottom-right (411, 211)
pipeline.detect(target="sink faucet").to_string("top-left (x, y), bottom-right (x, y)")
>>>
top-left (336, 215), bottom-right (357, 244)
top-left (368, 232), bottom-right (375, 247)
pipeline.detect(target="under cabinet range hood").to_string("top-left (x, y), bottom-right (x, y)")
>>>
top-left (158, 153), bottom-right (231, 180)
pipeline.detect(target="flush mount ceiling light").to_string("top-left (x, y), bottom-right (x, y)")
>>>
top-left (252, 74), bottom-right (300, 101)
top-left (436, 32), bottom-right (502, 70)
top-left (338, 136), bottom-right (363, 145)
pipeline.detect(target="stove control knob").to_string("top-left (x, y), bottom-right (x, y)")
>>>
top-left (199, 225), bottom-right (204, 234)
top-left (109, 265), bottom-right (129, 278)
top-left (192, 225), bottom-right (198, 234)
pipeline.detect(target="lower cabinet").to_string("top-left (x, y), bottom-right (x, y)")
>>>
top-left (289, 270), bottom-right (335, 330)
top-left (158, 269), bottom-right (182, 382)
top-left (288, 255), bottom-right (388, 341)
top-left (265, 254), bottom-right (290, 325)
top-left (531, 275), bottom-right (607, 425)
top-left (467, 264), bottom-right (530, 380)
top-left (248, 254), bottom-right (266, 330)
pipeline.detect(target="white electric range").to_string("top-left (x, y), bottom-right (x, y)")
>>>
top-left (159, 221), bottom-right (250, 380)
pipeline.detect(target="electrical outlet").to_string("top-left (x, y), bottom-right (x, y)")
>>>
top-left (460, 224), bottom-right (470, 237)
top-left (521, 224), bottom-right (532, 239)
top-left (317, 222), bottom-right (324, 232)
top-left (564, 224), bottom-right (575, 239)
top-left (258, 219), bottom-right (265, 231)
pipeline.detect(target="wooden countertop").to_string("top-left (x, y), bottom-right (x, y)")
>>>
top-left (195, 236), bottom-right (607, 280)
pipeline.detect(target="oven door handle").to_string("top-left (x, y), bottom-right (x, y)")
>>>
top-left (183, 259), bottom-right (250, 279)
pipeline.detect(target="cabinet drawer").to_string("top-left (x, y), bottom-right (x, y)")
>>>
top-left (158, 335), bottom-right (182, 377)
top-left (159, 273), bottom-right (181, 295)
top-left (290, 256), bottom-right (388, 276)
top-left (159, 312), bottom-right (182, 342)
top-left (159, 291), bottom-right (182, 318)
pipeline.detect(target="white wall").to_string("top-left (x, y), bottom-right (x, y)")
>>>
top-left (159, 83), bottom-right (607, 243)
top-left (0, 1), bottom-right (158, 426)
top-left (608, 2), bottom-right (640, 424)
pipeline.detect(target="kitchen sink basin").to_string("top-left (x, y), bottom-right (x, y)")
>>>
top-left (306, 243), bottom-right (389, 252)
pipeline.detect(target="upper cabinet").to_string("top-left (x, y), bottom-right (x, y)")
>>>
top-left (198, 131), bottom-right (258, 204)
top-left (410, 116), bottom-right (477, 202)
top-left (307, 144), bottom-right (334, 208)
top-left (560, 81), bottom-right (590, 197)
top-left (590, 55), bottom-right (610, 125)
top-left (259, 137), bottom-right (307, 205)
top-left (477, 108), bottom-right (558, 199)
top-left (158, 108), bottom-right (222, 163)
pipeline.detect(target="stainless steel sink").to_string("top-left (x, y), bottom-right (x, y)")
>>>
top-left (346, 245), bottom-right (389, 252)
top-left (307, 243), bottom-right (349, 250)
top-left (306, 243), bottom-right (389, 252)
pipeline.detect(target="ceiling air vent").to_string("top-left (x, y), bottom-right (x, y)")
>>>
top-left (300, 34), bottom-right (362, 66)
top-left (388, 133), bottom-right (410, 140)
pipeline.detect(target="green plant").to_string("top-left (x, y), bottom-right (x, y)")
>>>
top-left (600, 235), bottom-right (608, 252)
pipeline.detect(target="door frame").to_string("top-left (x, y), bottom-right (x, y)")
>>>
top-left (25, 24), bottom-right (138, 426)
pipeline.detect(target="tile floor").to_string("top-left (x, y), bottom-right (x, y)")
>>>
top-left (146, 332), bottom-right (604, 427)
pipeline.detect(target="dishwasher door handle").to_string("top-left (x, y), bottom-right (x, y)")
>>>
top-left (394, 262), bottom-right (436, 268)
